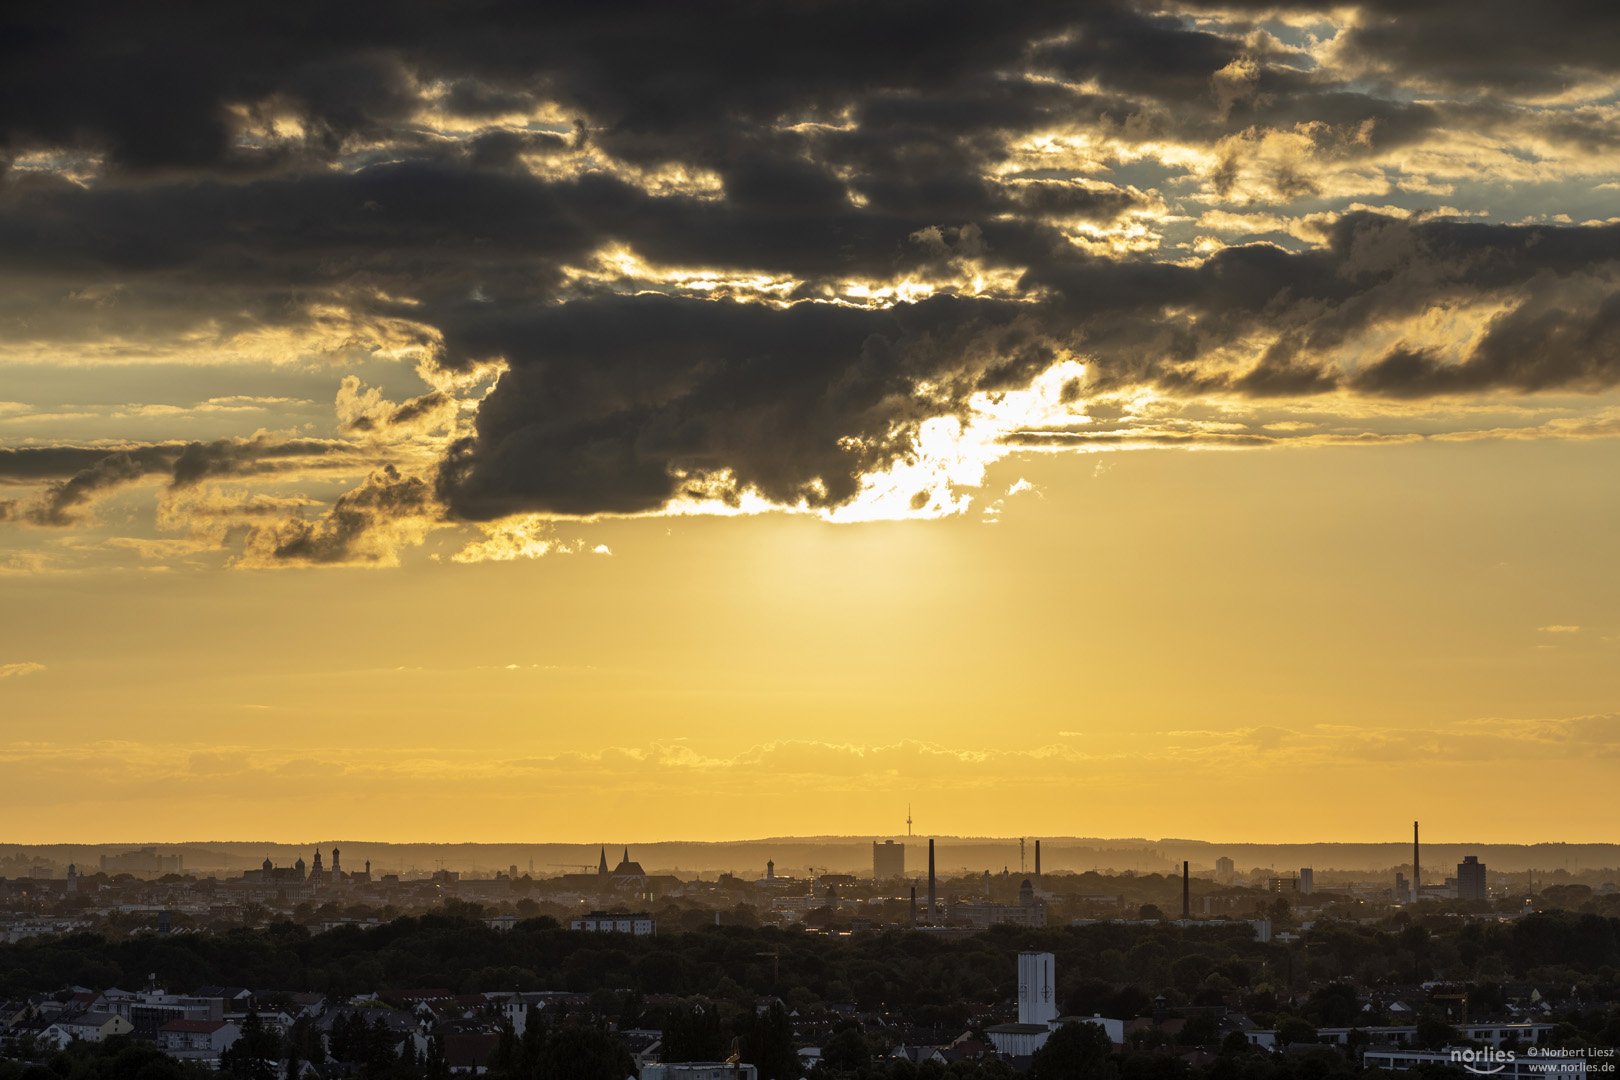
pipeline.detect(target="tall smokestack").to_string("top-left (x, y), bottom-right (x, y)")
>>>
top-left (1414, 820), bottom-right (1420, 903)
top-left (927, 839), bottom-right (936, 918)
top-left (1183, 861), bottom-right (1190, 919)
top-left (1035, 840), bottom-right (1041, 882)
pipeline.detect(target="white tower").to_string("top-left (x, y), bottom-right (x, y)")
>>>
top-left (1017, 951), bottom-right (1057, 1025)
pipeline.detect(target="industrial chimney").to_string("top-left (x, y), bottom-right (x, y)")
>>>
top-left (1035, 840), bottom-right (1042, 882)
top-left (927, 838), bottom-right (936, 918)
top-left (1413, 821), bottom-right (1420, 904)
top-left (1183, 861), bottom-right (1190, 919)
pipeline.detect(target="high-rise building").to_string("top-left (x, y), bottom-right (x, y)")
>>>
top-left (1457, 856), bottom-right (1488, 901)
top-left (873, 840), bottom-right (905, 880)
top-left (1215, 857), bottom-right (1235, 884)
top-left (1299, 868), bottom-right (1314, 895)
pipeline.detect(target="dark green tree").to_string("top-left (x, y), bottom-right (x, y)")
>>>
top-left (1415, 1016), bottom-right (1458, 1050)
top-left (1030, 1020), bottom-right (1115, 1080)
top-left (662, 1002), bottom-right (725, 1062)
top-left (425, 1035), bottom-right (450, 1080)
top-left (536, 1026), bottom-right (635, 1080)
top-left (221, 1010), bottom-right (281, 1080)
top-left (820, 1028), bottom-right (870, 1071)
top-left (1275, 1017), bottom-right (1318, 1047)
top-left (740, 1001), bottom-right (799, 1080)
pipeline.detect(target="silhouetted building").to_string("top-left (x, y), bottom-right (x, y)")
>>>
top-left (873, 840), bottom-right (905, 880)
top-left (1299, 868), bottom-right (1314, 895)
top-left (241, 856), bottom-right (306, 885)
top-left (1215, 857), bottom-right (1235, 884)
top-left (610, 847), bottom-right (647, 888)
top-left (955, 880), bottom-right (1046, 929)
top-left (1458, 856), bottom-right (1488, 901)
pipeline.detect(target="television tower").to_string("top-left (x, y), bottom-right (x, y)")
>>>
top-left (907, 805), bottom-right (912, 837)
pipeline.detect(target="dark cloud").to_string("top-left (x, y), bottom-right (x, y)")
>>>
top-left (5, 0), bottom-right (1620, 538)
top-left (436, 292), bottom-right (1055, 517)
top-left (0, 445), bottom-right (173, 482)
top-left (1331, 0), bottom-right (1620, 98)
top-left (0, 449), bottom-right (163, 526)
top-left (1351, 291), bottom-right (1620, 397)
top-left (243, 464), bottom-right (434, 566)
top-left (0, 436), bottom-right (376, 527)
top-left (168, 435), bottom-right (374, 488)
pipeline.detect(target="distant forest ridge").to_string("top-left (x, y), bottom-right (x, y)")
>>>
top-left (4, 838), bottom-right (1618, 880)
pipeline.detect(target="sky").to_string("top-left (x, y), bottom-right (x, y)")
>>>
top-left (1, 0), bottom-right (1617, 845)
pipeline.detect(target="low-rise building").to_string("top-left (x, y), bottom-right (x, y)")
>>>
top-left (641, 1064), bottom-right (758, 1080)
top-left (40, 1012), bottom-right (133, 1048)
top-left (568, 911), bottom-right (655, 935)
top-left (157, 1019), bottom-right (241, 1059)
top-left (1363, 1045), bottom-right (1584, 1080)
top-left (952, 901), bottom-right (1046, 929)
top-left (1245, 1023), bottom-right (1554, 1050)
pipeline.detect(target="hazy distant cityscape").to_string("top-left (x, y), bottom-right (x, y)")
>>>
top-left (2, 829), bottom-right (1618, 1077)
top-left (6, 830), bottom-right (1618, 943)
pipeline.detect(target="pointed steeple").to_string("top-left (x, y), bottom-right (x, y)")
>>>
top-left (598, 846), bottom-right (609, 875)
top-left (621, 846), bottom-right (629, 867)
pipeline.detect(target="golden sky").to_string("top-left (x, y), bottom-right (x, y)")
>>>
top-left (1, 3), bottom-right (1618, 843)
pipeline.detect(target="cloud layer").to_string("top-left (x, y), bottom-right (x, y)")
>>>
top-left (6, 0), bottom-right (1620, 563)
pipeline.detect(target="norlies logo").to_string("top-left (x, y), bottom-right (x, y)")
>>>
top-left (1453, 1049), bottom-right (1517, 1075)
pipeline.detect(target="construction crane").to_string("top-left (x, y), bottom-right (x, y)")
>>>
top-left (1432, 992), bottom-right (1469, 1025)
